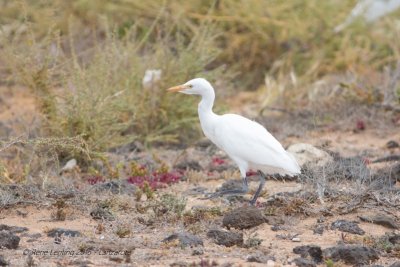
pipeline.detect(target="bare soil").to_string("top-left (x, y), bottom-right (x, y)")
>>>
top-left (1, 87), bottom-right (400, 266)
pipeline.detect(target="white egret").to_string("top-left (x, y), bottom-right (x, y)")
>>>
top-left (167, 78), bottom-right (301, 205)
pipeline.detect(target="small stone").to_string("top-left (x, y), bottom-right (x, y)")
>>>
top-left (322, 245), bottom-right (379, 265)
top-left (388, 233), bottom-right (400, 245)
top-left (60, 158), bottom-right (77, 173)
top-left (246, 251), bottom-right (274, 263)
top-left (292, 237), bottom-right (301, 242)
top-left (94, 180), bottom-right (137, 195)
top-left (386, 140), bottom-right (400, 149)
top-left (331, 219), bottom-right (365, 235)
top-left (264, 216), bottom-right (285, 226)
top-left (390, 262), bottom-right (400, 267)
top-left (287, 143), bottom-right (333, 168)
top-left (207, 229), bottom-right (243, 247)
top-left (163, 232), bottom-right (203, 248)
top-left (22, 233), bottom-right (42, 243)
top-left (293, 257), bottom-right (316, 267)
top-left (313, 224), bottom-right (324, 235)
top-left (0, 255), bottom-right (8, 266)
top-left (192, 248), bottom-right (204, 255)
top-left (46, 228), bottom-right (82, 237)
top-left (0, 230), bottom-right (20, 249)
top-left (90, 206), bottom-right (115, 221)
top-left (223, 206), bottom-right (265, 230)
top-left (359, 214), bottom-right (399, 229)
top-left (0, 225), bottom-right (28, 234)
top-left (293, 245), bottom-right (322, 263)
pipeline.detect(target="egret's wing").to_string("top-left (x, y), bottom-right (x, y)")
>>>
top-left (212, 114), bottom-right (300, 174)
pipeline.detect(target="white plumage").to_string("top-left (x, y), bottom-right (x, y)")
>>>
top-left (167, 78), bottom-right (300, 204)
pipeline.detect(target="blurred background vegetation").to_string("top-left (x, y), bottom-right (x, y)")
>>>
top-left (0, 0), bottom-right (399, 152)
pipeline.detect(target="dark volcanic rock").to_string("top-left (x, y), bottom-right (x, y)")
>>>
top-left (331, 219), bottom-right (365, 235)
top-left (217, 180), bottom-right (243, 192)
top-left (0, 224), bottom-right (28, 234)
top-left (0, 230), bottom-right (20, 249)
top-left (293, 245), bottom-right (322, 263)
top-left (94, 180), bottom-right (136, 195)
top-left (223, 206), bottom-right (265, 230)
top-left (90, 206), bottom-right (115, 221)
top-left (162, 232), bottom-right (203, 248)
top-left (246, 251), bottom-right (274, 263)
top-left (293, 258), bottom-right (316, 267)
top-left (359, 214), bottom-right (399, 229)
top-left (322, 245), bottom-right (379, 265)
top-left (174, 160), bottom-right (202, 171)
top-left (386, 140), bottom-right (400, 149)
top-left (388, 233), bottom-right (400, 245)
top-left (207, 229), bottom-right (243, 247)
top-left (264, 215), bottom-right (285, 226)
top-left (191, 248), bottom-right (204, 255)
top-left (313, 224), bottom-right (324, 235)
top-left (47, 228), bottom-right (82, 237)
top-left (0, 255), bottom-right (8, 266)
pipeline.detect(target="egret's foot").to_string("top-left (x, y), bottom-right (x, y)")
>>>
top-left (249, 171), bottom-right (266, 205)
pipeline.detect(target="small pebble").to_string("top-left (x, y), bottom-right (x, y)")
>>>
top-left (292, 237), bottom-right (301, 242)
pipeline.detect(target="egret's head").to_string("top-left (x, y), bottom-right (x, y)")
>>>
top-left (167, 78), bottom-right (213, 95)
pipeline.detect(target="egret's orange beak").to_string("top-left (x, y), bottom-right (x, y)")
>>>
top-left (167, 84), bottom-right (189, 92)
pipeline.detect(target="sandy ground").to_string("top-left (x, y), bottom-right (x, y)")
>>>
top-left (0, 86), bottom-right (400, 266)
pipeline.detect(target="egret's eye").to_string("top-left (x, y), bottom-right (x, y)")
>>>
top-left (189, 84), bottom-right (193, 88)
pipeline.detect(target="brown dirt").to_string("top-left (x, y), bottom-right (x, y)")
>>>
top-left (1, 87), bottom-right (400, 266)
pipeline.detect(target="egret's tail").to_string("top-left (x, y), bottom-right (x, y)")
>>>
top-left (284, 151), bottom-right (301, 176)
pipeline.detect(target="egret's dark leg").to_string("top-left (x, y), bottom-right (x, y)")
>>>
top-left (249, 171), bottom-right (266, 205)
top-left (205, 176), bottom-right (249, 199)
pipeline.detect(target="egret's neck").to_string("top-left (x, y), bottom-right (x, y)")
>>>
top-left (198, 89), bottom-right (218, 129)
top-left (198, 90), bottom-right (215, 114)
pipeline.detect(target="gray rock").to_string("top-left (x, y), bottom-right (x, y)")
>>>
top-left (293, 258), bottom-right (316, 267)
top-left (359, 214), bottom-right (399, 229)
top-left (162, 232), bottom-right (203, 248)
top-left (217, 179), bottom-right (243, 192)
top-left (46, 228), bottom-right (82, 237)
top-left (223, 206), bottom-right (265, 230)
top-left (293, 245), bottom-right (322, 263)
top-left (22, 233), bottom-right (42, 243)
top-left (331, 219), bottom-right (365, 235)
top-left (313, 224), bottom-right (324, 235)
top-left (207, 229), bottom-right (243, 247)
top-left (386, 140), bottom-right (399, 149)
top-left (246, 251), bottom-right (274, 263)
top-left (0, 224), bottom-right (28, 234)
top-left (388, 233), bottom-right (400, 245)
top-left (191, 248), bottom-right (204, 255)
top-left (90, 206), bottom-right (115, 221)
top-left (0, 255), bottom-right (8, 266)
top-left (322, 245), bottom-right (379, 265)
top-left (0, 230), bottom-right (20, 249)
top-left (287, 143), bottom-right (333, 168)
top-left (94, 180), bottom-right (137, 195)
top-left (390, 262), bottom-right (400, 267)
